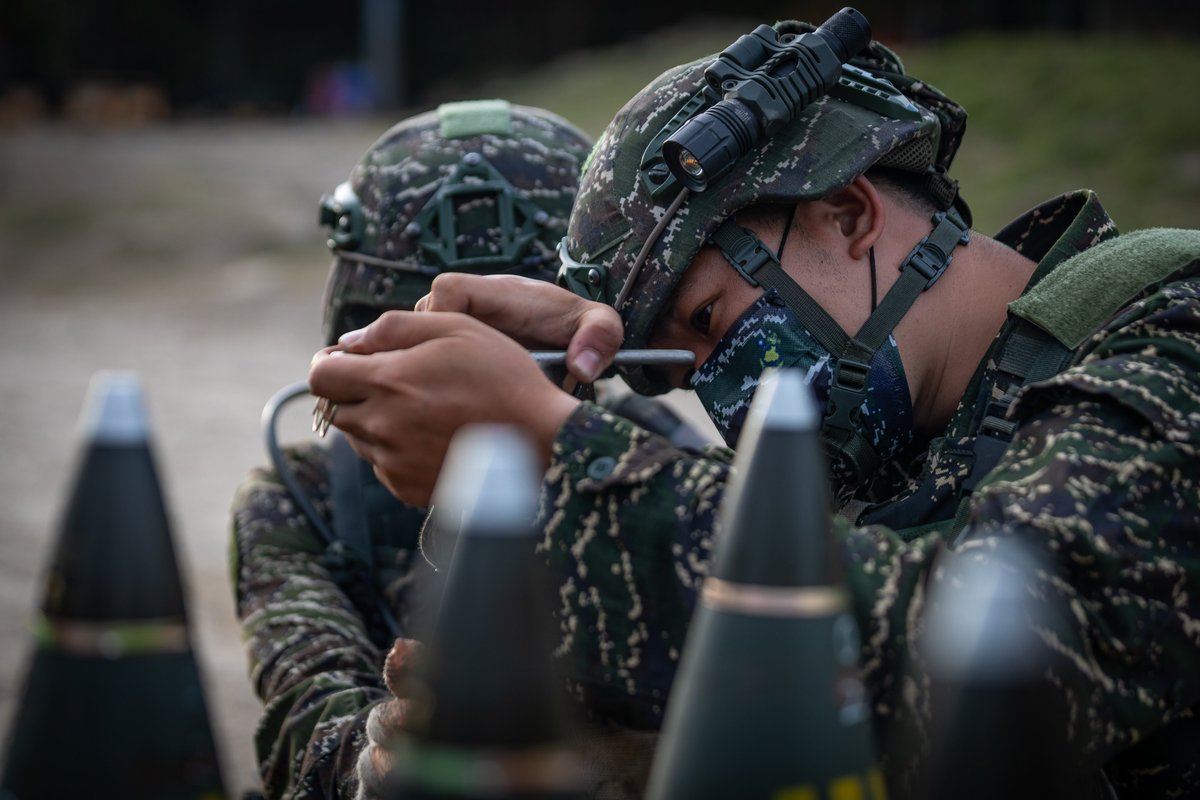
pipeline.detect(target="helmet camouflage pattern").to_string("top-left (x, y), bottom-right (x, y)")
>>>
top-left (561, 22), bottom-right (968, 394)
top-left (320, 99), bottom-right (593, 345)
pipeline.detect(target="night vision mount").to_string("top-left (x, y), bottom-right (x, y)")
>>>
top-left (651, 7), bottom-right (879, 195)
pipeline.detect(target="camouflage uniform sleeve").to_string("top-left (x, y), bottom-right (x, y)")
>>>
top-left (537, 401), bottom-right (732, 729)
top-left (840, 278), bottom-right (1200, 794)
top-left (544, 282), bottom-right (1200, 793)
top-left (229, 442), bottom-right (387, 800)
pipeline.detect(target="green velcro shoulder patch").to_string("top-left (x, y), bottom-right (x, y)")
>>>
top-left (1009, 228), bottom-right (1200, 349)
top-left (437, 99), bottom-right (513, 139)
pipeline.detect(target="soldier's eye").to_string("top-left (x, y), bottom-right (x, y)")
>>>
top-left (690, 302), bottom-right (713, 335)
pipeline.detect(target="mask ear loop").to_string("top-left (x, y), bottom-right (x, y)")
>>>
top-left (772, 205), bottom-right (874, 312)
top-left (776, 204), bottom-right (798, 260)
top-left (868, 246), bottom-right (879, 312)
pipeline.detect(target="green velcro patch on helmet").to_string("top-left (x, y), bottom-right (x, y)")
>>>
top-left (438, 99), bottom-right (513, 139)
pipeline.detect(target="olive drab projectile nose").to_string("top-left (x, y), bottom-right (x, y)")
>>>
top-left (645, 368), bottom-right (885, 800)
top-left (918, 539), bottom-right (1088, 799)
top-left (384, 424), bottom-right (585, 799)
top-left (0, 372), bottom-right (228, 799)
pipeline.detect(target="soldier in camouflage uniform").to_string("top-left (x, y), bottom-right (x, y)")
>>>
top-left (229, 100), bottom-right (597, 799)
top-left (309, 21), bottom-right (1200, 800)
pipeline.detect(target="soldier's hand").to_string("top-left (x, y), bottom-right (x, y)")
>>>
top-left (413, 273), bottom-right (623, 384)
top-left (358, 637), bottom-right (421, 798)
top-left (308, 310), bottom-right (579, 506)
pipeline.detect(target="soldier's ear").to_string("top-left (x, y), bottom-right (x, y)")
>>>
top-left (802, 175), bottom-right (884, 262)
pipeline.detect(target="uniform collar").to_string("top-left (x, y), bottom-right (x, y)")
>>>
top-left (993, 190), bottom-right (1119, 289)
top-left (939, 191), bottom-right (1118, 440)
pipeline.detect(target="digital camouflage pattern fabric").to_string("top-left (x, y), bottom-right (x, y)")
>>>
top-left (561, 22), bottom-right (965, 395)
top-left (538, 193), bottom-right (1200, 797)
top-left (230, 440), bottom-right (424, 799)
top-left (322, 100), bottom-right (592, 344)
top-left (231, 390), bottom-right (702, 799)
top-left (235, 100), bottom-right (606, 800)
top-left (689, 291), bottom-right (912, 460)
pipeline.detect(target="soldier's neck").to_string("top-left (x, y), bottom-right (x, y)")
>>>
top-left (911, 231), bottom-right (1040, 435)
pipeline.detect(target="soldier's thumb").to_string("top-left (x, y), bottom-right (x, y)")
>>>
top-left (567, 306), bottom-right (623, 383)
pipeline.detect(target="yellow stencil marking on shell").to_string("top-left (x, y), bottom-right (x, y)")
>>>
top-left (829, 774), bottom-right (866, 800)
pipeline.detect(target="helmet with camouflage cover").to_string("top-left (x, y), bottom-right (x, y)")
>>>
top-left (319, 99), bottom-right (592, 345)
top-left (559, 21), bottom-right (968, 396)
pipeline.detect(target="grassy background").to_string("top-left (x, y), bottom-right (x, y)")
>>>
top-left (479, 24), bottom-right (1200, 233)
top-left (904, 33), bottom-right (1200, 231)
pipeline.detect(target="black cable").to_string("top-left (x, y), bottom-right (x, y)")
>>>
top-left (261, 381), bottom-right (401, 641)
top-left (262, 381), bottom-right (337, 543)
top-left (868, 246), bottom-right (879, 312)
top-left (776, 204), bottom-right (798, 260)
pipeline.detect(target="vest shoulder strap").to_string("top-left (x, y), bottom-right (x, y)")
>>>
top-left (949, 228), bottom-right (1200, 542)
top-left (1009, 227), bottom-right (1200, 349)
top-left (863, 229), bottom-right (1200, 540)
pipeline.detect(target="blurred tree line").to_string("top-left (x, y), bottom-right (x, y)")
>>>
top-left (1, 0), bottom-right (1197, 118)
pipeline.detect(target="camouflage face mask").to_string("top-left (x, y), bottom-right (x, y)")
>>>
top-left (691, 288), bottom-right (915, 487)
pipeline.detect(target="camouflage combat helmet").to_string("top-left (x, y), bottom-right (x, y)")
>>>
top-left (320, 99), bottom-right (593, 345)
top-left (560, 22), bottom-right (968, 395)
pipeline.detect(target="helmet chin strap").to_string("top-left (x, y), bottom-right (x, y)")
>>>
top-left (708, 206), bottom-right (970, 483)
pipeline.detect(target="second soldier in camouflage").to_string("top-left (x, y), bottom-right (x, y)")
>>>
top-left (308, 18), bottom-right (1200, 799)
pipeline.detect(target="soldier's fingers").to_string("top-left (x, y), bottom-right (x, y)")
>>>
top-left (374, 697), bottom-right (409, 732)
top-left (320, 398), bottom-right (388, 448)
top-left (567, 303), bottom-right (624, 383)
top-left (422, 273), bottom-right (604, 349)
top-left (335, 426), bottom-right (377, 462)
top-left (420, 272), bottom-right (484, 314)
top-left (383, 637), bottom-right (423, 696)
top-left (307, 350), bottom-right (377, 404)
top-left (311, 313), bottom-right (484, 400)
top-left (361, 697), bottom-right (410, 792)
top-left (373, 462), bottom-right (431, 508)
top-left (424, 272), bottom-right (551, 316)
top-left (334, 421), bottom-right (435, 506)
top-left (335, 309), bottom-right (482, 355)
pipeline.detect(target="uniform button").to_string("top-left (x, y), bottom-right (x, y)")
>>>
top-left (586, 456), bottom-right (617, 480)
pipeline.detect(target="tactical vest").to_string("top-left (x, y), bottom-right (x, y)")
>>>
top-left (856, 227), bottom-right (1200, 542)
